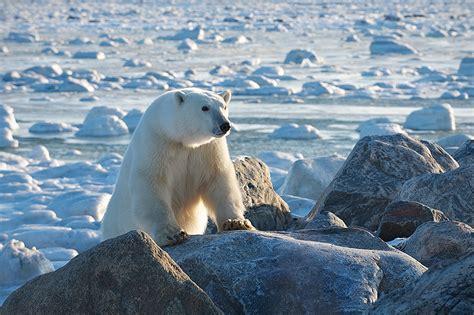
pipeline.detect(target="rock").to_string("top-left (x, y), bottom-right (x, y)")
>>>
top-left (300, 81), bottom-right (346, 96)
top-left (1, 231), bottom-right (221, 314)
top-left (371, 251), bottom-right (474, 314)
top-left (166, 228), bottom-right (425, 314)
top-left (452, 140), bottom-right (474, 165)
top-left (396, 164), bottom-right (473, 225)
top-left (233, 157), bottom-right (292, 230)
top-left (458, 57), bottom-right (474, 76)
top-left (376, 201), bottom-right (449, 241)
top-left (284, 49), bottom-right (322, 64)
top-left (370, 39), bottom-right (417, 55)
top-left (397, 221), bottom-right (474, 267)
top-left (280, 154), bottom-right (345, 201)
top-left (269, 123), bottom-right (321, 140)
top-left (404, 103), bottom-right (456, 131)
top-left (305, 134), bottom-right (458, 231)
top-left (305, 211), bottom-right (347, 229)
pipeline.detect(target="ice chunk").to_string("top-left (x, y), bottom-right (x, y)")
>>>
top-left (269, 123), bottom-right (322, 140)
top-left (39, 247), bottom-right (78, 261)
top-left (123, 109), bottom-right (143, 132)
top-left (123, 58), bottom-right (152, 68)
top-left (404, 103), bottom-right (456, 131)
top-left (29, 122), bottom-right (77, 133)
top-left (280, 154), bottom-right (345, 201)
top-left (177, 39), bottom-right (198, 51)
top-left (252, 66), bottom-right (284, 76)
top-left (0, 104), bottom-right (19, 130)
top-left (300, 81), bottom-right (346, 96)
top-left (359, 122), bottom-right (407, 138)
top-left (24, 64), bottom-right (63, 78)
top-left (161, 26), bottom-right (205, 41)
top-left (5, 32), bottom-right (39, 43)
top-left (33, 161), bottom-right (107, 179)
top-left (48, 191), bottom-right (110, 221)
top-left (0, 128), bottom-right (18, 148)
top-left (222, 35), bottom-right (249, 44)
top-left (73, 51), bottom-right (106, 60)
top-left (0, 240), bottom-right (54, 286)
top-left (436, 134), bottom-right (473, 149)
top-left (370, 39), bottom-right (417, 55)
top-left (458, 57), bottom-right (473, 76)
top-left (257, 151), bottom-right (304, 170)
top-left (27, 145), bottom-right (51, 161)
top-left (284, 49), bottom-right (323, 64)
top-left (210, 65), bottom-right (235, 76)
top-left (76, 114), bottom-right (128, 137)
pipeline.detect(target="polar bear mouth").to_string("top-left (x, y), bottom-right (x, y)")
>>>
top-left (213, 130), bottom-right (228, 137)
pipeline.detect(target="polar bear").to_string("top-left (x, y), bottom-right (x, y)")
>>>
top-left (101, 88), bottom-right (255, 246)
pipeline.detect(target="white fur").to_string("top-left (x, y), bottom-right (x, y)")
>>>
top-left (101, 88), bottom-right (246, 245)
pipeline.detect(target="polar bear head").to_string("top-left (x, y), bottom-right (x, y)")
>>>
top-left (169, 88), bottom-right (233, 148)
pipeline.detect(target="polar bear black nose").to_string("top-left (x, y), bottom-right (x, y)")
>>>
top-left (220, 122), bottom-right (231, 133)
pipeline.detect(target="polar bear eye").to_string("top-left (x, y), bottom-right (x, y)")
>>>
top-left (201, 106), bottom-right (210, 112)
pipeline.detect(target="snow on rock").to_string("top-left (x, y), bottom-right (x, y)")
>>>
top-left (29, 122), bottom-right (77, 134)
top-left (161, 26), bottom-right (205, 41)
top-left (0, 128), bottom-right (19, 148)
top-left (27, 145), bottom-right (51, 161)
top-left (370, 39), bottom-right (417, 55)
top-left (458, 57), bottom-right (473, 76)
top-left (269, 123), bottom-right (322, 140)
top-left (123, 59), bottom-right (152, 68)
top-left (73, 51), bottom-right (106, 60)
top-left (300, 81), bottom-right (346, 96)
top-left (5, 32), bottom-right (39, 43)
top-left (123, 109), bottom-right (143, 132)
top-left (404, 103), bottom-right (456, 131)
top-left (0, 240), bottom-right (54, 286)
top-left (359, 122), bottom-right (407, 138)
top-left (284, 49), bottom-right (323, 65)
top-left (177, 39), bottom-right (198, 51)
top-left (280, 154), bottom-right (346, 201)
top-left (0, 104), bottom-right (19, 130)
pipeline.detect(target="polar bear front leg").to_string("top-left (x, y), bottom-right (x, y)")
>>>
top-left (130, 176), bottom-right (189, 246)
top-left (202, 169), bottom-right (256, 232)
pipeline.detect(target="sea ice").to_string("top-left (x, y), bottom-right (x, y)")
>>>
top-left (123, 109), bottom-right (143, 132)
top-left (76, 115), bottom-right (129, 137)
top-left (300, 81), bottom-right (346, 96)
top-left (284, 49), bottom-right (323, 65)
top-left (29, 122), bottom-right (77, 134)
top-left (0, 129), bottom-right (18, 149)
top-left (458, 57), bottom-right (473, 76)
top-left (370, 39), bottom-right (417, 55)
top-left (177, 39), bottom-right (198, 51)
top-left (359, 122), bottom-right (407, 138)
top-left (73, 51), bottom-right (106, 60)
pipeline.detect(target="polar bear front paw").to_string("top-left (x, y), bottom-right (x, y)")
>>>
top-left (165, 230), bottom-right (189, 246)
top-left (220, 219), bottom-right (256, 231)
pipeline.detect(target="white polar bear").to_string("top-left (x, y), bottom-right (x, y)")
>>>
top-left (101, 88), bottom-right (254, 246)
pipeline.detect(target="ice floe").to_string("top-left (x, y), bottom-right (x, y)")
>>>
top-left (404, 103), bottom-right (456, 131)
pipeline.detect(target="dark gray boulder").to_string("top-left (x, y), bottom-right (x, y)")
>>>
top-left (234, 156), bottom-right (292, 230)
top-left (452, 139), bottom-right (474, 165)
top-left (166, 228), bottom-right (425, 314)
top-left (376, 201), bottom-right (449, 241)
top-left (397, 221), bottom-right (474, 267)
top-left (1, 231), bottom-right (222, 315)
top-left (371, 251), bottom-right (474, 314)
top-left (305, 134), bottom-right (458, 231)
top-left (396, 164), bottom-right (474, 225)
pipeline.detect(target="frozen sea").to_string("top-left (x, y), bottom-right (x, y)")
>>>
top-left (0, 0), bottom-right (473, 304)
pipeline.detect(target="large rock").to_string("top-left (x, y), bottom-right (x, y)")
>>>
top-left (396, 164), bottom-right (473, 225)
top-left (280, 154), bottom-right (345, 201)
top-left (376, 201), bottom-right (449, 241)
top-left (371, 251), bottom-right (474, 314)
top-left (304, 211), bottom-right (347, 229)
top-left (397, 221), bottom-right (474, 267)
top-left (233, 157), bottom-right (292, 230)
top-left (452, 139), bottom-right (474, 165)
top-left (305, 134), bottom-right (458, 231)
top-left (1, 231), bottom-right (221, 314)
top-left (166, 228), bottom-right (425, 314)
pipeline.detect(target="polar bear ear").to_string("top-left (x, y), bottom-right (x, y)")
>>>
top-left (220, 90), bottom-right (232, 105)
top-left (175, 91), bottom-right (186, 105)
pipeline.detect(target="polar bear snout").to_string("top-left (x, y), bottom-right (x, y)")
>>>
top-left (220, 122), bottom-right (231, 133)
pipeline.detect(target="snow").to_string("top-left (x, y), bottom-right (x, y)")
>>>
top-left (73, 51), bottom-right (106, 60)
top-left (27, 145), bottom-right (51, 161)
top-left (160, 26), bottom-right (205, 41)
top-left (123, 59), bottom-right (152, 68)
top-left (280, 154), bottom-right (345, 201)
top-left (300, 81), bottom-right (346, 96)
top-left (404, 103), bottom-right (456, 131)
top-left (0, 105), bottom-right (19, 130)
top-left (0, 129), bottom-right (19, 149)
top-left (123, 109), bottom-right (143, 132)
top-left (257, 151), bottom-right (304, 171)
top-left (29, 122), bottom-right (77, 134)
top-left (269, 123), bottom-right (322, 140)
top-left (5, 32), bottom-right (39, 43)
